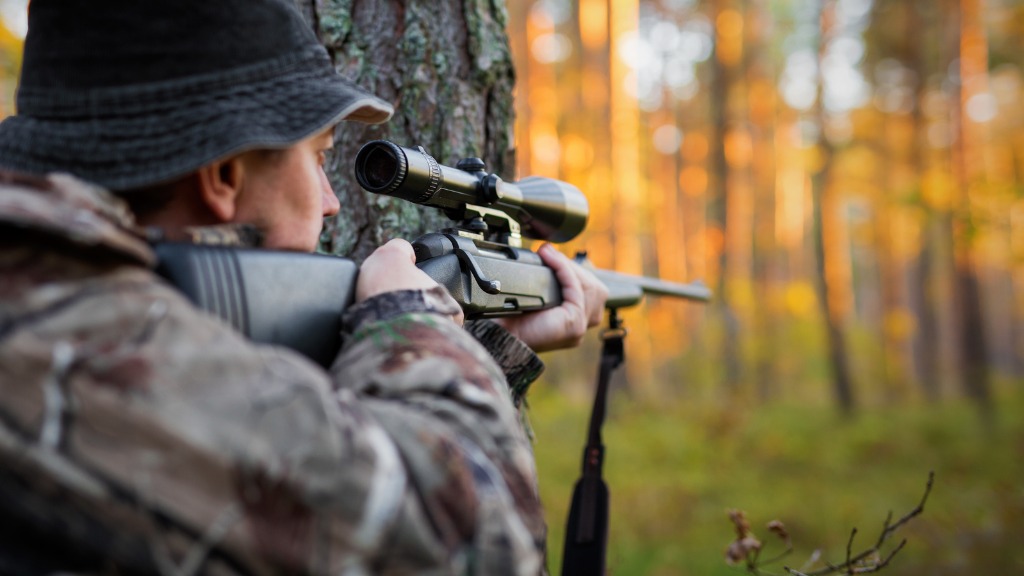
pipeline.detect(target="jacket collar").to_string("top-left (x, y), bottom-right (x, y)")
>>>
top-left (0, 170), bottom-right (155, 266)
top-left (0, 171), bottom-right (266, 266)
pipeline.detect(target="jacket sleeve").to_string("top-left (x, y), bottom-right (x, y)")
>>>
top-left (329, 287), bottom-right (546, 574)
top-left (0, 266), bottom-right (546, 575)
top-left (463, 319), bottom-right (546, 407)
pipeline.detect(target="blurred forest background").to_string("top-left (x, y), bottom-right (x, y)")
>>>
top-left (505, 0), bottom-right (1023, 573)
top-left (3, 0), bottom-right (1022, 574)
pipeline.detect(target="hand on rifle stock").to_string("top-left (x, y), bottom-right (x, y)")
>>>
top-left (357, 240), bottom-right (605, 352)
top-left (492, 243), bottom-right (608, 353)
top-left (357, 238), bottom-right (466, 326)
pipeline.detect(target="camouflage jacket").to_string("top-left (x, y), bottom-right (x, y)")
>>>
top-left (0, 172), bottom-right (548, 575)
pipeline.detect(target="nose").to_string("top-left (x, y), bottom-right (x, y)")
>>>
top-left (321, 169), bottom-right (340, 217)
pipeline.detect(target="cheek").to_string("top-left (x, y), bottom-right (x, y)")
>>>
top-left (292, 165), bottom-right (324, 217)
top-left (262, 163), bottom-right (327, 251)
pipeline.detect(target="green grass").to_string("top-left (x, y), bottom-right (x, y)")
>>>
top-left (529, 375), bottom-right (1024, 575)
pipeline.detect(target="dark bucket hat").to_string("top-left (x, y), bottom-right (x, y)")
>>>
top-left (0, 0), bottom-right (393, 191)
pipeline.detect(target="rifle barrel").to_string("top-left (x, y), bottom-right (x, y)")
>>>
top-left (590, 268), bottom-right (712, 308)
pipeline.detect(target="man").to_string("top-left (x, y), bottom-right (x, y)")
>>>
top-left (0, 1), bottom-right (606, 574)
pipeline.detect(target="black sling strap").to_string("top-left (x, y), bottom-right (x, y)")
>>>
top-left (561, 308), bottom-right (625, 575)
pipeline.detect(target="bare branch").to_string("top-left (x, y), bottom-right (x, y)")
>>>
top-left (845, 527), bottom-right (857, 572)
top-left (771, 471), bottom-right (934, 576)
top-left (758, 545), bottom-right (795, 567)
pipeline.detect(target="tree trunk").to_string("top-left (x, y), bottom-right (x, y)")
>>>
top-left (908, 0), bottom-right (943, 401)
top-left (745, 0), bottom-right (780, 403)
top-left (813, 0), bottom-right (856, 415)
top-left (710, 0), bottom-right (742, 392)
top-left (295, 0), bottom-right (517, 260)
top-left (949, 0), bottom-right (994, 415)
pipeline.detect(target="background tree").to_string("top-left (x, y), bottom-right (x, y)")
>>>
top-left (811, 0), bottom-right (856, 414)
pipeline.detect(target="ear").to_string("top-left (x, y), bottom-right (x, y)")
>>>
top-left (195, 157), bottom-right (245, 222)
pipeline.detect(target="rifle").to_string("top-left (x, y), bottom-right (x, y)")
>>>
top-left (155, 140), bottom-right (712, 575)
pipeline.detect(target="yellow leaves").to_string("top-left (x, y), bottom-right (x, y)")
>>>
top-left (885, 308), bottom-right (918, 342)
top-left (725, 129), bottom-right (753, 169)
top-left (716, 9), bottom-right (744, 67)
top-left (581, 69), bottom-right (608, 109)
top-left (849, 107), bottom-right (883, 142)
top-left (0, 15), bottom-right (21, 61)
top-left (682, 132), bottom-right (708, 162)
top-left (561, 134), bottom-right (594, 172)
top-left (0, 20), bottom-right (21, 118)
top-left (705, 226), bottom-right (725, 268)
top-left (783, 282), bottom-right (818, 318)
top-left (884, 114), bottom-right (917, 159)
top-left (921, 169), bottom-right (956, 210)
top-left (800, 145), bottom-right (827, 175)
top-left (679, 165), bottom-right (707, 197)
top-left (527, 86), bottom-right (556, 113)
top-left (726, 279), bottom-right (756, 315)
top-left (887, 205), bottom-right (925, 263)
top-left (579, 0), bottom-right (608, 50)
top-left (749, 79), bottom-right (776, 126)
top-left (833, 145), bottom-right (879, 194)
top-left (528, 126), bottom-right (561, 175)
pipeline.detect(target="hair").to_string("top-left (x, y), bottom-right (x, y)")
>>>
top-left (113, 181), bottom-right (178, 219)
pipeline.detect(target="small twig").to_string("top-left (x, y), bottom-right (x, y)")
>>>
top-left (844, 528), bottom-right (856, 573)
top-left (779, 471), bottom-right (934, 576)
top-left (758, 545), bottom-right (794, 567)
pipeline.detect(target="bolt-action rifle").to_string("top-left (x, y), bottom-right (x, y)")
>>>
top-left (155, 141), bottom-right (712, 576)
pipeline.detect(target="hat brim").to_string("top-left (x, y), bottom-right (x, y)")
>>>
top-left (0, 50), bottom-right (394, 191)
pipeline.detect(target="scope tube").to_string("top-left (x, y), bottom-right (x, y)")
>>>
top-left (354, 140), bottom-right (479, 209)
top-left (354, 140), bottom-right (590, 242)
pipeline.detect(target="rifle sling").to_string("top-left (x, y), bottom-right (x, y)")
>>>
top-left (562, 309), bottom-right (625, 575)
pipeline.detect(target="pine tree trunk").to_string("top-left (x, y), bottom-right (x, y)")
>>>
top-left (908, 0), bottom-right (943, 401)
top-left (949, 0), bottom-right (993, 415)
top-left (296, 0), bottom-right (517, 260)
top-left (710, 0), bottom-right (742, 392)
top-left (813, 0), bottom-right (856, 415)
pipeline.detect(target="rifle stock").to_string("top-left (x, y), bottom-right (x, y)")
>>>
top-left (154, 243), bottom-right (357, 368)
top-left (154, 240), bottom-right (710, 368)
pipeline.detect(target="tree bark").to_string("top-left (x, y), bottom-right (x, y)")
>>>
top-left (949, 0), bottom-right (994, 415)
top-left (813, 0), bottom-right (856, 415)
top-left (710, 0), bottom-right (742, 392)
top-left (296, 0), bottom-right (517, 260)
top-left (745, 0), bottom-right (780, 402)
top-left (907, 0), bottom-right (943, 401)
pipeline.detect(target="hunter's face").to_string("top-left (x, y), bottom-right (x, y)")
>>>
top-left (233, 128), bottom-right (341, 252)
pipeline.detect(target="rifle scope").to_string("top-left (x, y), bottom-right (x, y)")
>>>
top-left (354, 140), bottom-right (589, 243)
